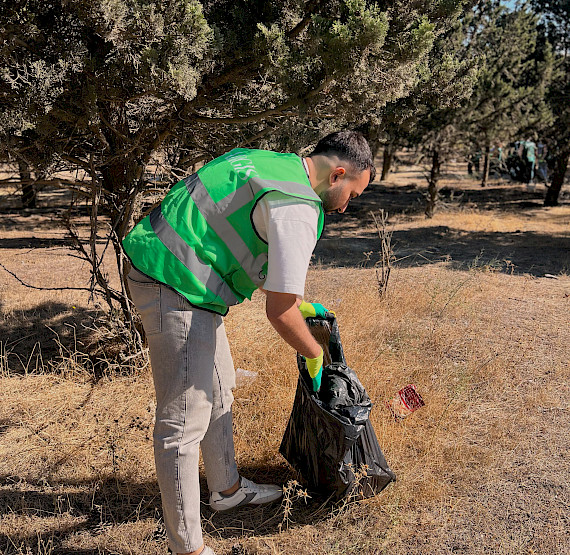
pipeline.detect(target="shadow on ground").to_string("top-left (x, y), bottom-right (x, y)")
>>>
top-left (343, 178), bottom-right (566, 217)
top-left (1, 302), bottom-right (108, 377)
top-left (314, 180), bottom-right (570, 276)
top-left (2, 176), bottom-right (568, 277)
top-left (0, 474), bottom-right (163, 554)
top-left (315, 226), bottom-right (570, 276)
top-left (0, 182), bottom-right (94, 234)
top-left (0, 462), bottom-right (330, 554)
top-left (0, 236), bottom-right (74, 249)
top-left (0, 183), bottom-right (83, 213)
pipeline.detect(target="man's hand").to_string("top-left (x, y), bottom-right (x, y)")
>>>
top-left (305, 349), bottom-right (324, 392)
top-left (298, 300), bottom-right (332, 319)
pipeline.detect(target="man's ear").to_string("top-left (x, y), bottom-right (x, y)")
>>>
top-left (330, 166), bottom-right (346, 184)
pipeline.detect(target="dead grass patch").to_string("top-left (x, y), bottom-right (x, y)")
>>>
top-left (2, 264), bottom-right (568, 553)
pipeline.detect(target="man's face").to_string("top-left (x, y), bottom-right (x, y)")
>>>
top-left (319, 167), bottom-right (371, 214)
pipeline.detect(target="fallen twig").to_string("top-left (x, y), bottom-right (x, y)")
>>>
top-left (0, 261), bottom-right (94, 293)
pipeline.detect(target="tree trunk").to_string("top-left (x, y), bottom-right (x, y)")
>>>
top-left (357, 122), bottom-right (382, 160)
top-left (18, 160), bottom-right (36, 208)
top-left (425, 149), bottom-right (441, 218)
top-left (544, 148), bottom-right (569, 207)
top-left (101, 156), bottom-right (147, 349)
top-left (481, 144), bottom-right (491, 187)
top-left (381, 143), bottom-right (394, 181)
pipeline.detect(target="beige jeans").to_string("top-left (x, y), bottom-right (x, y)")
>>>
top-left (127, 267), bottom-right (239, 553)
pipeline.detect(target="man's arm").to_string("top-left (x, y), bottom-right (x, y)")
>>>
top-left (265, 291), bottom-right (322, 359)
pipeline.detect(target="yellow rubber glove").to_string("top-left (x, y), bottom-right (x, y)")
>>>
top-left (305, 348), bottom-right (324, 392)
top-left (298, 300), bottom-right (333, 319)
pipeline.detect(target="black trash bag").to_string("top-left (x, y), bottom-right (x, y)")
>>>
top-left (279, 315), bottom-right (396, 499)
top-left (318, 362), bottom-right (372, 425)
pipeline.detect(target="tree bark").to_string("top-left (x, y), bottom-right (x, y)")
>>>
top-left (18, 160), bottom-right (36, 208)
top-left (99, 147), bottom-right (148, 347)
top-left (425, 148), bottom-right (441, 218)
top-left (481, 144), bottom-right (491, 187)
top-left (358, 122), bottom-right (382, 160)
top-left (381, 143), bottom-right (394, 181)
top-left (544, 148), bottom-right (569, 207)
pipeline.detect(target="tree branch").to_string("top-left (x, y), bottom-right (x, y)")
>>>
top-left (170, 0), bottom-right (325, 128)
top-left (188, 77), bottom-right (333, 124)
top-left (18, 178), bottom-right (95, 190)
top-left (287, 0), bottom-right (323, 39)
top-left (98, 111), bottom-right (128, 142)
top-left (61, 154), bottom-right (93, 174)
top-left (189, 104), bottom-right (298, 124)
top-left (0, 261), bottom-right (95, 293)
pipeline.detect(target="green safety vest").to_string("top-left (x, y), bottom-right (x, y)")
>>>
top-left (524, 141), bottom-right (536, 162)
top-left (123, 148), bottom-right (325, 315)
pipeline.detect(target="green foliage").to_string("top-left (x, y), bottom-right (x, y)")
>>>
top-left (460, 1), bottom-right (553, 150)
top-left (96, 0), bottom-right (213, 99)
top-left (0, 0), bottom-right (459, 186)
top-left (532, 0), bottom-right (570, 55)
top-left (373, 7), bottom-right (478, 156)
top-left (531, 0), bottom-right (570, 204)
top-left (0, 0), bottom-right (461, 322)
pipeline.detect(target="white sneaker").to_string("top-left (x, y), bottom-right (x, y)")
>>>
top-left (209, 477), bottom-right (282, 511)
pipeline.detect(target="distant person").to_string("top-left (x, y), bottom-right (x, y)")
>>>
top-left (506, 141), bottom-right (521, 181)
top-left (511, 140), bottom-right (526, 182)
top-left (489, 143), bottom-right (506, 176)
top-left (536, 140), bottom-right (548, 184)
top-left (467, 150), bottom-right (481, 175)
top-left (523, 137), bottom-right (537, 189)
top-left (122, 131), bottom-right (376, 555)
top-left (497, 144), bottom-right (504, 167)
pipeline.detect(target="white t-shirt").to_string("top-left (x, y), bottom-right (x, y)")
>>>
top-left (252, 192), bottom-right (319, 297)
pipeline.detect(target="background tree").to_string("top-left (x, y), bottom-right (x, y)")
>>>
top-left (355, 1), bottom-right (469, 179)
top-left (374, 11), bottom-right (478, 216)
top-left (1, 0), bottom-right (466, 343)
top-left (412, 43), bottom-right (478, 218)
top-left (460, 1), bottom-right (553, 188)
top-left (531, 0), bottom-right (570, 205)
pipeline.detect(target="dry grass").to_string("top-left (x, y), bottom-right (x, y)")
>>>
top-left (1, 160), bottom-right (569, 554)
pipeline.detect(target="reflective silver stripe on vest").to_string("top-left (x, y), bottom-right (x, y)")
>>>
top-left (185, 174), bottom-right (267, 285)
top-left (184, 173), bottom-right (320, 286)
top-left (149, 206), bottom-right (239, 306)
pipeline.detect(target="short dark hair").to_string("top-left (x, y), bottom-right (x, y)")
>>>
top-left (310, 130), bottom-right (376, 183)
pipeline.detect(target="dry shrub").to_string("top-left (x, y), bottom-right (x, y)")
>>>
top-left (0, 307), bottom-right (148, 381)
top-left (3, 264), bottom-right (488, 553)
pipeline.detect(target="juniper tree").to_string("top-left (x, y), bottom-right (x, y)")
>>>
top-left (354, 0), bottom-right (468, 179)
top-left (369, 9), bottom-right (477, 216)
top-left (531, 0), bottom-right (570, 205)
top-left (460, 1), bottom-right (553, 188)
top-left (0, 0), bottom-right (461, 335)
top-left (413, 39), bottom-right (478, 218)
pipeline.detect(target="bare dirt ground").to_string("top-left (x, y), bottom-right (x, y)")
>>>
top-left (0, 156), bottom-right (569, 554)
top-left (317, 160), bottom-right (570, 276)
